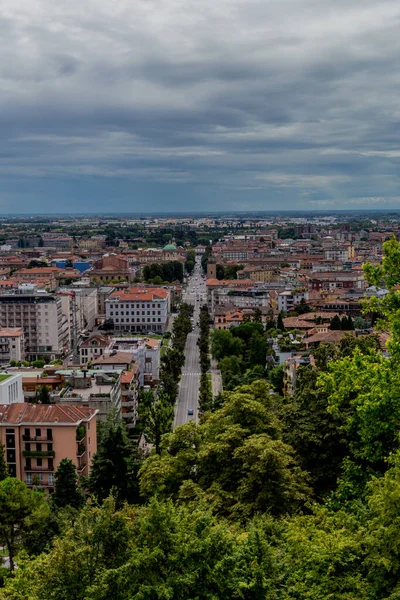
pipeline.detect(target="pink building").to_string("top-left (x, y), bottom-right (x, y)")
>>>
top-left (0, 403), bottom-right (97, 492)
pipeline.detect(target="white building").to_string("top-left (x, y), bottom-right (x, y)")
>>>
top-left (106, 337), bottom-right (161, 386)
top-left (105, 287), bottom-right (171, 334)
top-left (277, 290), bottom-right (308, 313)
top-left (79, 334), bottom-right (109, 365)
top-left (0, 285), bottom-right (69, 360)
top-left (0, 328), bottom-right (25, 365)
top-left (0, 373), bottom-right (24, 404)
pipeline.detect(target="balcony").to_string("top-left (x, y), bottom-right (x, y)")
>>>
top-left (77, 462), bottom-right (87, 473)
top-left (24, 465), bottom-right (54, 472)
top-left (22, 435), bottom-right (52, 442)
top-left (77, 443), bottom-right (86, 458)
top-left (23, 450), bottom-right (55, 458)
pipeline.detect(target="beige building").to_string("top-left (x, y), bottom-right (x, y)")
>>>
top-left (0, 403), bottom-right (97, 491)
top-left (0, 328), bottom-right (25, 364)
top-left (0, 285), bottom-right (69, 360)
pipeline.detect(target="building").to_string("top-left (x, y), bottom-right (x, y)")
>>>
top-left (0, 403), bottom-right (97, 490)
top-left (277, 290), bottom-right (308, 313)
top-left (79, 334), bottom-right (109, 365)
top-left (0, 285), bottom-right (69, 360)
top-left (120, 367), bottom-right (140, 430)
top-left (0, 373), bottom-right (24, 404)
top-left (90, 254), bottom-right (132, 282)
top-left (13, 267), bottom-right (61, 289)
top-left (105, 287), bottom-right (171, 333)
top-left (105, 336), bottom-right (161, 386)
top-left (0, 328), bottom-right (25, 364)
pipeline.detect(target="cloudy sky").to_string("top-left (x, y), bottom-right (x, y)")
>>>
top-left (1, 0), bottom-right (400, 213)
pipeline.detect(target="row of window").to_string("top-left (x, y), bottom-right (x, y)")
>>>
top-left (110, 311), bottom-right (161, 316)
top-left (109, 303), bottom-right (162, 309)
top-left (115, 318), bottom-right (162, 323)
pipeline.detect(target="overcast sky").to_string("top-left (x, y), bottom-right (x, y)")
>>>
top-left (1, 0), bottom-right (400, 213)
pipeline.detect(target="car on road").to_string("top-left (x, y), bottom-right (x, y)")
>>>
top-left (188, 409), bottom-right (194, 415)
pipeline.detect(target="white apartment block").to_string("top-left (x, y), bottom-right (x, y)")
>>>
top-left (0, 373), bottom-right (24, 404)
top-left (59, 287), bottom-right (98, 337)
top-left (0, 328), bottom-right (25, 364)
top-left (106, 337), bottom-right (161, 386)
top-left (105, 288), bottom-right (170, 334)
top-left (0, 285), bottom-right (69, 360)
top-left (277, 290), bottom-right (308, 313)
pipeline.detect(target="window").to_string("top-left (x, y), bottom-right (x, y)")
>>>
top-left (48, 473), bottom-right (54, 485)
top-left (26, 473), bottom-right (32, 485)
top-left (35, 428), bottom-right (41, 437)
top-left (47, 443), bottom-right (53, 452)
top-left (36, 443), bottom-right (42, 452)
top-left (24, 428), bottom-right (30, 438)
top-left (37, 458), bottom-right (42, 467)
top-left (25, 443), bottom-right (31, 451)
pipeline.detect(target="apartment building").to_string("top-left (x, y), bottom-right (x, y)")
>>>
top-left (0, 328), bottom-right (25, 364)
top-left (0, 403), bottom-right (97, 490)
top-left (0, 373), bottom-right (24, 404)
top-left (105, 287), bottom-right (171, 333)
top-left (59, 287), bottom-right (98, 335)
top-left (277, 290), bottom-right (309, 313)
top-left (0, 285), bottom-right (69, 360)
top-left (120, 367), bottom-right (140, 430)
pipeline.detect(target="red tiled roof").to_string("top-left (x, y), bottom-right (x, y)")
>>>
top-left (0, 403), bottom-right (96, 424)
top-left (92, 351), bottom-right (133, 365)
top-left (110, 288), bottom-right (169, 301)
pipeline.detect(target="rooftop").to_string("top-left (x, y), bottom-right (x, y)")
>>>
top-left (0, 403), bottom-right (97, 424)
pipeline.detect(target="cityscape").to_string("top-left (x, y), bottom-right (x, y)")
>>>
top-left (0, 211), bottom-right (398, 595)
top-left (1, 0), bottom-right (400, 596)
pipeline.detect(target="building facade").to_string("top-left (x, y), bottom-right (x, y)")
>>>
top-left (0, 403), bottom-right (97, 491)
top-left (0, 286), bottom-right (69, 360)
top-left (0, 328), bottom-right (25, 364)
top-left (105, 288), bottom-right (170, 333)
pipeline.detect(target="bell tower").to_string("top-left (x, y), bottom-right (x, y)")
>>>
top-left (207, 256), bottom-right (217, 279)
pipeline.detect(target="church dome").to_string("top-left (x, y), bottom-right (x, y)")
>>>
top-left (163, 242), bottom-right (177, 251)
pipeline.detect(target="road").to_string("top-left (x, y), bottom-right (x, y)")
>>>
top-left (173, 257), bottom-right (207, 428)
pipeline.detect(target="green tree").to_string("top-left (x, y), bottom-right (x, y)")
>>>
top-left (330, 314), bottom-right (342, 330)
top-left (277, 311), bottom-right (285, 331)
top-left (0, 478), bottom-right (47, 571)
top-left (53, 459), bottom-right (84, 509)
top-left (89, 410), bottom-right (140, 505)
top-left (0, 443), bottom-right (8, 481)
top-left (35, 385), bottom-right (51, 405)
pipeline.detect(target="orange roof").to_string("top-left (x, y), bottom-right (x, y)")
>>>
top-left (22, 376), bottom-right (63, 384)
top-left (16, 267), bottom-right (61, 274)
top-left (0, 328), bottom-right (24, 337)
top-left (120, 370), bottom-right (135, 384)
top-left (206, 278), bottom-right (253, 286)
top-left (110, 287), bottom-right (169, 301)
top-left (0, 403), bottom-right (96, 424)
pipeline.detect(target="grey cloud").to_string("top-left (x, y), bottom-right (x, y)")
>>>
top-left (0, 0), bottom-right (400, 210)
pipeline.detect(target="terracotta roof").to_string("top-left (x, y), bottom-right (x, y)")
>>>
top-left (110, 288), bottom-right (169, 301)
top-left (0, 328), bottom-right (24, 337)
top-left (206, 278), bottom-right (253, 286)
top-left (120, 370), bottom-right (135, 384)
top-left (0, 403), bottom-right (96, 424)
top-left (22, 376), bottom-right (63, 384)
top-left (306, 330), bottom-right (354, 344)
top-left (92, 351), bottom-right (133, 365)
top-left (16, 267), bottom-right (61, 274)
top-left (80, 334), bottom-right (109, 348)
top-left (283, 317), bottom-right (315, 329)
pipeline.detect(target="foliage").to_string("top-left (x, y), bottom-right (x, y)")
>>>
top-left (53, 459), bottom-right (84, 510)
top-left (143, 261), bottom-right (184, 283)
top-left (0, 444), bottom-right (8, 482)
top-left (89, 409), bottom-right (141, 506)
top-left (139, 381), bottom-right (310, 520)
top-left (0, 478), bottom-right (48, 572)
